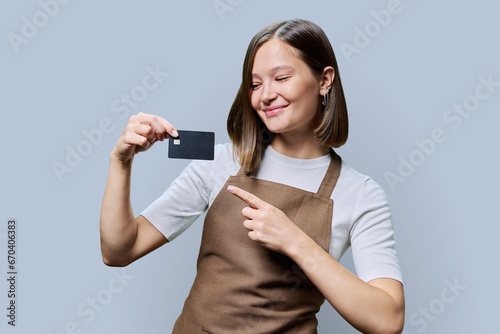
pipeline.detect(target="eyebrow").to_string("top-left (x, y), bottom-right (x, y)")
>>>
top-left (251, 65), bottom-right (295, 78)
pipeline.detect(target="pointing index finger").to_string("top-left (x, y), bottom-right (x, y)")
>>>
top-left (227, 185), bottom-right (263, 209)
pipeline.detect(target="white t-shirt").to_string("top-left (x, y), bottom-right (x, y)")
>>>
top-left (141, 143), bottom-right (403, 284)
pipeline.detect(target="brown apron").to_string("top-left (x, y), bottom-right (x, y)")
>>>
top-left (172, 150), bottom-right (341, 333)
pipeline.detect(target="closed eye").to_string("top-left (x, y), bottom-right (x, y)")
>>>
top-left (251, 76), bottom-right (289, 90)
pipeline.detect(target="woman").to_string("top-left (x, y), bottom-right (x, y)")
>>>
top-left (100, 19), bottom-right (405, 333)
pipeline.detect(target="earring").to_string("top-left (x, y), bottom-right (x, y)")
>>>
top-left (322, 87), bottom-right (331, 107)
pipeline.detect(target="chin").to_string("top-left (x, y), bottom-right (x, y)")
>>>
top-left (263, 124), bottom-right (286, 134)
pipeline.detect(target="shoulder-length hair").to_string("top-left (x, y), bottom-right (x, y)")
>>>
top-left (227, 18), bottom-right (348, 172)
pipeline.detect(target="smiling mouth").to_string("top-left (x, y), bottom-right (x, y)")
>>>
top-left (264, 105), bottom-right (288, 117)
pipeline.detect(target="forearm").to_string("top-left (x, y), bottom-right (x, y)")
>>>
top-left (288, 234), bottom-right (404, 334)
top-left (99, 150), bottom-right (137, 265)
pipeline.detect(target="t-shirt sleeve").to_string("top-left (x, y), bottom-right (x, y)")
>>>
top-left (140, 158), bottom-right (212, 242)
top-left (349, 179), bottom-right (403, 284)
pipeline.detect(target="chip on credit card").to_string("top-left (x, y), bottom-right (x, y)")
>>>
top-left (168, 130), bottom-right (215, 160)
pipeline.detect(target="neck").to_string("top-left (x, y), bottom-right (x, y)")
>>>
top-left (270, 132), bottom-right (330, 159)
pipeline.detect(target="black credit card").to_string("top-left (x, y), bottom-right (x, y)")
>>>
top-left (168, 130), bottom-right (215, 160)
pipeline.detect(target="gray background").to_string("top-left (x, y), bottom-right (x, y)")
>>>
top-left (1, 0), bottom-right (498, 333)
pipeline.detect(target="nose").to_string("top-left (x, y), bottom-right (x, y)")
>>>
top-left (261, 82), bottom-right (277, 105)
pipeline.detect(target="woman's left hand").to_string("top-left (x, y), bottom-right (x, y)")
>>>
top-left (227, 185), bottom-right (305, 256)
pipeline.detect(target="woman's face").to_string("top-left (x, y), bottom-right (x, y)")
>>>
top-left (250, 38), bottom-right (323, 136)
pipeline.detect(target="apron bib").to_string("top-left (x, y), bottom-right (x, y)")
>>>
top-left (173, 150), bottom-right (341, 333)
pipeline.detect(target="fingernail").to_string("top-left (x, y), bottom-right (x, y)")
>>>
top-left (172, 130), bottom-right (179, 137)
top-left (227, 185), bottom-right (234, 192)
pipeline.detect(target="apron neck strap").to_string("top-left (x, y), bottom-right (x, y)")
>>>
top-left (316, 149), bottom-right (342, 197)
top-left (236, 166), bottom-right (249, 176)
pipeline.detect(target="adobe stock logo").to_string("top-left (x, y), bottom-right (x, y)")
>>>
top-left (51, 64), bottom-right (169, 182)
top-left (404, 277), bottom-right (466, 333)
top-left (385, 74), bottom-right (499, 191)
top-left (340, 0), bottom-right (404, 63)
top-left (212, 0), bottom-right (243, 21)
top-left (7, 0), bottom-right (72, 54)
top-left (49, 268), bottom-right (135, 334)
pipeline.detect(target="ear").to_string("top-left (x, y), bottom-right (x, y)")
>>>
top-left (319, 66), bottom-right (335, 96)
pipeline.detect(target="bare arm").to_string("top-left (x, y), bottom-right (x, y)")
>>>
top-left (100, 112), bottom-right (177, 267)
top-left (289, 235), bottom-right (404, 334)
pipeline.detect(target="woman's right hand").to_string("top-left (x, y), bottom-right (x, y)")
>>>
top-left (112, 112), bottom-right (178, 166)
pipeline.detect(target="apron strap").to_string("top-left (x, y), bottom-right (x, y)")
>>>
top-left (316, 149), bottom-right (342, 198)
top-left (236, 166), bottom-right (248, 176)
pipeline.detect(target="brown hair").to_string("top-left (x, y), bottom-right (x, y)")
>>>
top-left (227, 18), bottom-right (348, 171)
